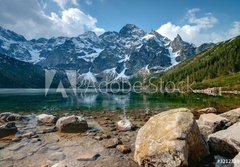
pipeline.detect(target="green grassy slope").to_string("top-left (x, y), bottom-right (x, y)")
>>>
top-left (159, 36), bottom-right (240, 90)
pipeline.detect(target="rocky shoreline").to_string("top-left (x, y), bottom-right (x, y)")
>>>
top-left (0, 107), bottom-right (240, 167)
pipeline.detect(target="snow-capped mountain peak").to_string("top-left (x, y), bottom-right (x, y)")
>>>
top-left (119, 24), bottom-right (146, 38)
top-left (0, 25), bottom-right (214, 83)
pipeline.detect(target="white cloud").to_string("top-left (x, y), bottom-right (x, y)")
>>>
top-left (186, 8), bottom-right (218, 29)
top-left (53, 0), bottom-right (96, 8)
top-left (85, 0), bottom-right (93, 5)
top-left (0, 0), bottom-right (104, 39)
top-left (50, 8), bottom-right (105, 36)
top-left (228, 21), bottom-right (240, 38)
top-left (157, 8), bottom-right (220, 44)
top-left (53, 0), bottom-right (78, 9)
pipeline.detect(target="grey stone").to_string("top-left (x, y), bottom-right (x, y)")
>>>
top-left (56, 115), bottom-right (88, 133)
top-left (208, 122), bottom-right (240, 158)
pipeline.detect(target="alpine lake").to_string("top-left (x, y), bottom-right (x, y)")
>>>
top-left (0, 89), bottom-right (239, 115)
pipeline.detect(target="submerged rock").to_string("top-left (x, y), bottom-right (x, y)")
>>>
top-left (104, 138), bottom-right (122, 148)
top-left (134, 108), bottom-right (209, 167)
top-left (117, 119), bottom-right (134, 131)
top-left (116, 144), bottom-right (131, 154)
top-left (37, 114), bottom-right (58, 125)
top-left (0, 122), bottom-right (17, 138)
top-left (49, 152), bottom-right (66, 161)
top-left (40, 160), bottom-right (53, 167)
top-left (77, 150), bottom-right (100, 161)
top-left (197, 113), bottom-right (230, 138)
top-left (41, 127), bottom-right (57, 134)
top-left (0, 145), bottom-right (4, 150)
top-left (220, 108), bottom-right (240, 124)
top-left (55, 115), bottom-right (88, 133)
top-left (19, 132), bottom-right (36, 139)
top-left (0, 112), bottom-right (28, 122)
top-left (208, 122), bottom-right (240, 158)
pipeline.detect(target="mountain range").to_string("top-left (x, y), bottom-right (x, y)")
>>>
top-left (0, 24), bottom-right (214, 86)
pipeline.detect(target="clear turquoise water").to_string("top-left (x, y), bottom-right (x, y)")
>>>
top-left (0, 89), bottom-right (239, 114)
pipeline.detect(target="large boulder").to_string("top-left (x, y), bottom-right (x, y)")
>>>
top-left (208, 122), bottom-right (240, 158)
top-left (56, 115), bottom-right (88, 133)
top-left (37, 114), bottom-right (58, 125)
top-left (197, 113), bottom-right (230, 138)
top-left (134, 108), bottom-right (209, 167)
top-left (220, 108), bottom-right (240, 124)
top-left (0, 122), bottom-right (17, 138)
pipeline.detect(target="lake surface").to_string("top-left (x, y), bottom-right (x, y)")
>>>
top-left (0, 89), bottom-right (239, 114)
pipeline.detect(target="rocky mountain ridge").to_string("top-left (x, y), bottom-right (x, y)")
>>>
top-left (0, 24), bottom-right (214, 83)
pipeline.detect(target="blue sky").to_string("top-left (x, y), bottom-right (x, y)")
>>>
top-left (0, 0), bottom-right (239, 44)
top-left (70, 0), bottom-right (240, 33)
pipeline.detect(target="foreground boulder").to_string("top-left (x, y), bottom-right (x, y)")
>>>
top-left (197, 113), bottom-right (230, 138)
top-left (220, 108), bottom-right (240, 124)
top-left (208, 122), bottom-right (240, 158)
top-left (37, 114), bottom-right (58, 125)
top-left (117, 119), bottom-right (133, 131)
top-left (197, 107), bottom-right (218, 114)
top-left (56, 115), bottom-right (88, 133)
top-left (134, 108), bottom-right (209, 167)
top-left (0, 122), bottom-right (17, 138)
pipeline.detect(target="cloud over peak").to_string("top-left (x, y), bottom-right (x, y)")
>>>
top-left (157, 8), bottom-right (239, 45)
top-left (157, 8), bottom-right (219, 44)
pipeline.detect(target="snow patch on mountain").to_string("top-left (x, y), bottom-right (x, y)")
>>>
top-left (103, 67), bottom-right (117, 75)
top-left (142, 34), bottom-right (154, 40)
top-left (168, 47), bottom-right (179, 66)
top-left (79, 70), bottom-right (97, 83)
top-left (28, 49), bottom-right (45, 64)
top-left (78, 48), bottom-right (104, 62)
top-left (118, 54), bottom-right (130, 63)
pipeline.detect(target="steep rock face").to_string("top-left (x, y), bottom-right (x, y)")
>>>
top-left (170, 34), bottom-right (215, 62)
top-left (170, 34), bottom-right (196, 62)
top-left (126, 37), bottom-right (171, 75)
top-left (0, 25), bottom-right (213, 83)
top-left (134, 108), bottom-right (209, 167)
